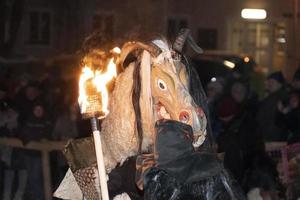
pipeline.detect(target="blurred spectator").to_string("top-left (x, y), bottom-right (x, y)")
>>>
top-left (14, 82), bottom-right (42, 125)
top-left (0, 85), bottom-right (21, 200)
top-left (265, 72), bottom-right (286, 96)
top-left (206, 78), bottom-right (224, 139)
top-left (217, 80), bottom-right (261, 184)
top-left (18, 101), bottom-right (52, 143)
top-left (243, 153), bottom-right (282, 200)
top-left (207, 78), bottom-right (224, 102)
top-left (256, 71), bottom-right (289, 142)
top-left (52, 102), bottom-right (78, 140)
top-left (277, 90), bottom-right (300, 144)
top-left (216, 80), bottom-right (282, 198)
top-left (291, 68), bottom-right (300, 91)
top-left (0, 85), bottom-right (18, 137)
top-left (0, 66), bottom-right (15, 99)
top-left (39, 67), bottom-right (66, 119)
top-left (14, 73), bottom-right (32, 96)
top-left (286, 154), bottom-right (300, 200)
top-left (15, 101), bottom-right (52, 200)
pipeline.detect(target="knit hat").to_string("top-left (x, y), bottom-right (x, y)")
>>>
top-left (267, 71), bottom-right (285, 84)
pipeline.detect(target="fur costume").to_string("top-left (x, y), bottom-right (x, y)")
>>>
top-left (54, 29), bottom-right (241, 200)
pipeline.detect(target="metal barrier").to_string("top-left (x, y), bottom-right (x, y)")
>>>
top-left (265, 141), bottom-right (300, 183)
top-left (265, 142), bottom-right (287, 162)
top-left (0, 137), bottom-right (67, 200)
top-left (281, 142), bottom-right (300, 183)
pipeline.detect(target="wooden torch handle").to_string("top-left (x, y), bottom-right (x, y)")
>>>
top-left (93, 130), bottom-right (110, 200)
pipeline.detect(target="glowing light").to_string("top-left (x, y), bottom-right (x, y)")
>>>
top-left (241, 9), bottom-right (267, 19)
top-left (277, 38), bottom-right (286, 43)
top-left (244, 56), bottom-right (250, 63)
top-left (223, 60), bottom-right (236, 69)
top-left (211, 77), bottom-right (217, 82)
top-left (112, 47), bottom-right (121, 54)
top-left (78, 48), bottom-right (119, 116)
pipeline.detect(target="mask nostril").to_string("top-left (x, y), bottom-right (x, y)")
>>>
top-left (179, 111), bottom-right (190, 123)
top-left (196, 107), bottom-right (204, 117)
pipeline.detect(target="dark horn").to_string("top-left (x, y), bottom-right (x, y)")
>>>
top-left (173, 28), bottom-right (203, 54)
top-left (173, 28), bottom-right (190, 53)
top-left (187, 34), bottom-right (203, 54)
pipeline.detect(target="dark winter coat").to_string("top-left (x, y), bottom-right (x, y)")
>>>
top-left (277, 107), bottom-right (300, 144)
top-left (143, 120), bottom-right (245, 200)
top-left (256, 88), bottom-right (288, 141)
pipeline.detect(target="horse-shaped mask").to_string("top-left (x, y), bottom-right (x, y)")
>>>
top-left (101, 35), bottom-right (207, 172)
top-left (54, 30), bottom-right (207, 200)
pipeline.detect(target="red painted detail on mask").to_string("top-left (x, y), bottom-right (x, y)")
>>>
top-left (179, 111), bottom-right (190, 123)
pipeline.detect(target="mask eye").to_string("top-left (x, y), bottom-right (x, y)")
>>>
top-left (157, 79), bottom-right (167, 91)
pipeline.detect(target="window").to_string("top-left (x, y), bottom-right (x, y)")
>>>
top-left (274, 24), bottom-right (286, 54)
top-left (28, 11), bottom-right (50, 45)
top-left (197, 28), bottom-right (218, 50)
top-left (93, 14), bottom-right (114, 38)
top-left (167, 18), bottom-right (188, 40)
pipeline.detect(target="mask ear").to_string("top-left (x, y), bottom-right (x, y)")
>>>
top-left (139, 50), bottom-right (154, 149)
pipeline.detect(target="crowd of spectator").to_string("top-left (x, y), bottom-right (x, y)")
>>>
top-left (0, 67), bottom-right (89, 200)
top-left (207, 69), bottom-right (300, 199)
top-left (1, 63), bottom-right (300, 199)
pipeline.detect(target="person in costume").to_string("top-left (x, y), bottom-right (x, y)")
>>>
top-left (54, 29), bottom-right (245, 200)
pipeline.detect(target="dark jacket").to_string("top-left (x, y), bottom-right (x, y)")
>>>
top-left (18, 116), bottom-right (52, 144)
top-left (256, 88), bottom-right (288, 141)
top-left (216, 96), bottom-right (263, 183)
top-left (143, 120), bottom-right (245, 200)
top-left (277, 107), bottom-right (300, 144)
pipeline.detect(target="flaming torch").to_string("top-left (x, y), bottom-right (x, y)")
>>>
top-left (78, 47), bottom-right (120, 200)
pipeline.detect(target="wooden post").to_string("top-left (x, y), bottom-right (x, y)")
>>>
top-left (41, 150), bottom-right (52, 200)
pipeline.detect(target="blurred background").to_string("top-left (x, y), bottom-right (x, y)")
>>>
top-left (0, 0), bottom-right (299, 79)
top-left (1, 0), bottom-right (300, 200)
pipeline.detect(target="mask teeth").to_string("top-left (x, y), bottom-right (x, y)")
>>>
top-left (193, 130), bottom-right (206, 148)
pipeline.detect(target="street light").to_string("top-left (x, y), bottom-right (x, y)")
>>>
top-left (241, 8), bottom-right (267, 20)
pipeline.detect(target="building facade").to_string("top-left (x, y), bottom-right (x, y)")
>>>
top-left (167, 0), bottom-right (300, 78)
top-left (1, 0), bottom-right (300, 77)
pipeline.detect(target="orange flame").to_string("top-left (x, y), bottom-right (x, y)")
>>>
top-left (78, 47), bottom-right (120, 117)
